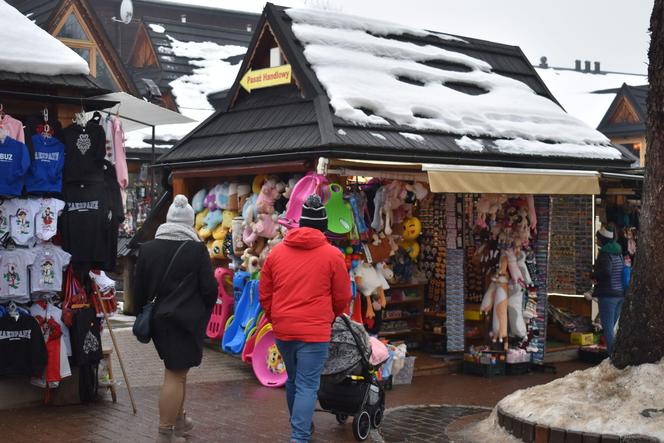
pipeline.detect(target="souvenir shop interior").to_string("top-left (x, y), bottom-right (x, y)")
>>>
top-left (183, 159), bottom-right (559, 383)
top-left (0, 97), bottom-right (125, 405)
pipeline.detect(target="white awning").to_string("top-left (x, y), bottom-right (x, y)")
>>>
top-left (423, 164), bottom-right (600, 195)
top-left (89, 92), bottom-right (195, 131)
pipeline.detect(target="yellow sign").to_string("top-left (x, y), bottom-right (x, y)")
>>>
top-left (240, 65), bottom-right (292, 92)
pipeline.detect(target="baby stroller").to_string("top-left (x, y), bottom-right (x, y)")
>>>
top-left (317, 315), bottom-right (387, 441)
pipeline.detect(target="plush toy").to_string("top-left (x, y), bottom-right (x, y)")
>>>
top-left (505, 247), bottom-right (531, 339)
top-left (205, 185), bottom-right (222, 211)
top-left (227, 182), bottom-right (239, 211)
top-left (232, 216), bottom-right (246, 256)
top-left (480, 254), bottom-right (510, 346)
top-left (210, 239), bottom-right (225, 259)
top-left (399, 216), bottom-right (422, 261)
top-left (476, 194), bottom-right (507, 229)
top-left (267, 343), bottom-right (286, 374)
top-left (213, 210), bottom-right (238, 240)
top-left (252, 174), bottom-right (267, 194)
top-left (195, 208), bottom-right (209, 231)
top-left (406, 182), bottom-right (429, 201)
top-left (214, 182), bottom-right (230, 210)
top-left (237, 184), bottom-right (252, 211)
top-left (241, 249), bottom-right (260, 274)
top-left (199, 209), bottom-right (223, 240)
top-left (242, 194), bottom-right (258, 246)
top-left (192, 188), bottom-right (207, 213)
top-left (368, 233), bottom-right (393, 263)
top-left (283, 177), bottom-right (300, 199)
top-left (256, 177), bottom-right (282, 215)
top-left (355, 262), bottom-right (384, 320)
top-left (392, 248), bottom-right (414, 283)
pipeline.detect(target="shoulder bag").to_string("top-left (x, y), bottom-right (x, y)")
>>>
top-left (133, 242), bottom-right (188, 343)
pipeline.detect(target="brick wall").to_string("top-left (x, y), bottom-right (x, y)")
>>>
top-left (547, 196), bottom-right (593, 294)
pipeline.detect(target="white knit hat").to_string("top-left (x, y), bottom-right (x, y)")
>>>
top-left (167, 194), bottom-right (195, 226)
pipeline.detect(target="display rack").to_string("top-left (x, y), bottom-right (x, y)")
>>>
top-left (379, 282), bottom-right (426, 340)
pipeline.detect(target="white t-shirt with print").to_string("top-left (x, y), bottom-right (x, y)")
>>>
top-left (35, 198), bottom-right (65, 241)
top-left (30, 244), bottom-right (71, 294)
top-left (7, 199), bottom-right (41, 246)
top-left (0, 199), bottom-right (11, 238)
top-left (0, 249), bottom-right (36, 303)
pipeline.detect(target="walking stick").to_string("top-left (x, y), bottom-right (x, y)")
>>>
top-left (96, 291), bottom-right (138, 414)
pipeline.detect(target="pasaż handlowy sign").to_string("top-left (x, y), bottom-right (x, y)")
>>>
top-left (240, 65), bottom-right (292, 92)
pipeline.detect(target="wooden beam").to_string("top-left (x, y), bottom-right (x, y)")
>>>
top-left (170, 159), bottom-right (312, 180)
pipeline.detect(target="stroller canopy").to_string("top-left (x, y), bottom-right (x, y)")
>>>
top-left (322, 316), bottom-right (372, 377)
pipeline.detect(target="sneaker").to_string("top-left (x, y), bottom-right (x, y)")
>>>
top-left (156, 427), bottom-right (186, 443)
top-left (175, 412), bottom-right (194, 437)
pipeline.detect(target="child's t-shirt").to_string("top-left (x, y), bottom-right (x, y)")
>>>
top-left (35, 198), bottom-right (65, 241)
top-left (0, 249), bottom-right (36, 303)
top-left (7, 199), bottom-right (41, 246)
top-left (30, 245), bottom-right (71, 294)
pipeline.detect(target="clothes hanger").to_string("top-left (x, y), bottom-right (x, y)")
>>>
top-left (41, 107), bottom-right (52, 139)
top-left (7, 301), bottom-right (19, 321)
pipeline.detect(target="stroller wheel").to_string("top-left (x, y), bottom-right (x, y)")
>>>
top-left (371, 407), bottom-right (384, 428)
top-left (335, 413), bottom-right (348, 424)
top-left (353, 410), bottom-right (371, 441)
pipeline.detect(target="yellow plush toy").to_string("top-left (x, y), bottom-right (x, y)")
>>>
top-left (210, 239), bottom-right (225, 259)
top-left (399, 216), bottom-right (422, 261)
top-left (195, 208), bottom-right (209, 231)
top-left (212, 210), bottom-right (238, 240)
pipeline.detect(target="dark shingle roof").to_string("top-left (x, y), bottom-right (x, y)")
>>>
top-left (157, 3), bottom-right (635, 170)
top-left (597, 83), bottom-right (648, 138)
top-left (0, 70), bottom-right (106, 94)
top-left (7, 0), bottom-right (59, 27)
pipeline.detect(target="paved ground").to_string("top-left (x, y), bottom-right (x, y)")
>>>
top-left (0, 316), bottom-right (589, 442)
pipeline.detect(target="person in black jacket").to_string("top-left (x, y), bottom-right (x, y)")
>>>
top-left (133, 195), bottom-right (217, 443)
top-left (592, 226), bottom-right (625, 354)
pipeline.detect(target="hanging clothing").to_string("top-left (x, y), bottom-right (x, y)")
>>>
top-left (35, 197), bottom-right (65, 241)
top-left (30, 244), bottom-right (71, 295)
top-left (30, 301), bottom-right (72, 387)
top-left (102, 160), bottom-right (124, 271)
top-left (0, 248), bottom-right (36, 303)
top-left (0, 313), bottom-right (47, 377)
top-left (0, 114), bottom-right (26, 143)
top-left (5, 198), bottom-right (41, 246)
top-left (25, 134), bottom-right (65, 194)
top-left (62, 122), bottom-right (106, 184)
top-left (0, 136), bottom-right (30, 197)
top-left (60, 182), bottom-right (108, 267)
top-left (110, 117), bottom-right (128, 190)
top-left (0, 199), bottom-right (11, 238)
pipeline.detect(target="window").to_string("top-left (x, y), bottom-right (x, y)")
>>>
top-left (54, 8), bottom-right (121, 91)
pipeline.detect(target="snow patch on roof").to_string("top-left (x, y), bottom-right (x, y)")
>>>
top-left (400, 132), bottom-right (425, 143)
top-left (287, 8), bottom-right (466, 43)
top-left (497, 358), bottom-right (664, 439)
top-left (337, 129), bottom-right (347, 136)
top-left (493, 138), bottom-right (621, 159)
top-left (148, 23), bottom-right (166, 33)
top-left (455, 135), bottom-right (483, 152)
top-left (287, 8), bottom-right (622, 160)
top-left (125, 35), bottom-right (246, 149)
top-left (370, 132), bottom-right (386, 140)
top-left (0, 1), bottom-right (89, 76)
top-left (535, 67), bottom-right (647, 128)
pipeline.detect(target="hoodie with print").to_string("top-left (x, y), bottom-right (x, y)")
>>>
top-left (0, 136), bottom-right (30, 197)
top-left (25, 134), bottom-right (65, 193)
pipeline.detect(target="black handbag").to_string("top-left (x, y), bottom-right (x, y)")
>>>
top-left (133, 242), bottom-right (188, 343)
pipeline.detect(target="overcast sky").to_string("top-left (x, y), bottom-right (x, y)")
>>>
top-left (164, 0), bottom-right (653, 74)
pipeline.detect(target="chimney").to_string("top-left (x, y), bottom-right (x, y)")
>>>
top-left (584, 60), bottom-right (591, 72)
top-left (539, 56), bottom-right (548, 69)
top-left (575, 60), bottom-right (581, 71)
top-left (594, 61), bottom-right (601, 73)
top-left (180, 14), bottom-right (187, 23)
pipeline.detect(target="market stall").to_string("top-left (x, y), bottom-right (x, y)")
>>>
top-left (148, 4), bottom-right (636, 382)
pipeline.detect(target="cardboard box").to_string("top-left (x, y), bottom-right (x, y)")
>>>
top-left (571, 332), bottom-right (594, 346)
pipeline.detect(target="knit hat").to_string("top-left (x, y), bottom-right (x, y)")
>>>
top-left (167, 194), bottom-right (195, 226)
top-left (596, 225), bottom-right (614, 244)
top-left (299, 194), bottom-right (328, 232)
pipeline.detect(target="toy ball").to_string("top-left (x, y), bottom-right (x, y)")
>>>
top-left (402, 217), bottom-right (422, 241)
top-left (345, 246), bottom-right (354, 255)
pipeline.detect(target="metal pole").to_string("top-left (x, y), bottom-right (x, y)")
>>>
top-left (96, 291), bottom-right (137, 414)
top-left (150, 125), bottom-right (155, 207)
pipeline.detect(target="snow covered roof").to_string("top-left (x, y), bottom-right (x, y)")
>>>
top-left (158, 4), bottom-right (636, 169)
top-left (125, 18), bottom-right (251, 149)
top-left (0, 1), bottom-right (89, 76)
top-left (535, 67), bottom-right (647, 128)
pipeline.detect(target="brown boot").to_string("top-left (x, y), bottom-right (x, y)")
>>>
top-left (156, 426), bottom-right (186, 443)
top-left (175, 412), bottom-right (194, 437)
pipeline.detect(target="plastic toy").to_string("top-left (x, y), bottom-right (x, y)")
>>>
top-left (252, 329), bottom-right (287, 388)
top-left (325, 183), bottom-right (354, 234)
top-left (206, 268), bottom-right (234, 340)
top-left (279, 172), bottom-right (329, 229)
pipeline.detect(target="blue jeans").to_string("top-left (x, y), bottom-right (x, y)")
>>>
top-left (598, 297), bottom-right (624, 354)
top-left (275, 340), bottom-right (329, 443)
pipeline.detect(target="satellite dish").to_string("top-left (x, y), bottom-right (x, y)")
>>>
top-left (119, 0), bottom-right (133, 24)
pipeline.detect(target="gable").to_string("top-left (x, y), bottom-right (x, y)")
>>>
top-left (609, 96), bottom-right (641, 125)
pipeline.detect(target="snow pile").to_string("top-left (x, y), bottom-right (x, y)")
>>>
top-left (0, 1), bottom-right (89, 76)
top-left (494, 138), bottom-right (622, 159)
top-left (461, 410), bottom-right (522, 443)
top-left (125, 35), bottom-right (246, 148)
top-left (370, 132), bottom-right (386, 140)
top-left (400, 132), bottom-right (425, 143)
top-left (148, 23), bottom-right (165, 33)
top-left (535, 67), bottom-right (647, 128)
top-left (496, 359), bottom-right (664, 439)
top-left (286, 7), bottom-right (622, 160)
top-left (456, 136), bottom-right (484, 152)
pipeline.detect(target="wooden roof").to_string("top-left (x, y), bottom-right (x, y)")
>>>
top-left (157, 3), bottom-right (635, 171)
top-left (597, 83), bottom-right (648, 138)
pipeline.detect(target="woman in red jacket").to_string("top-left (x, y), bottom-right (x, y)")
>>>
top-left (259, 195), bottom-right (351, 443)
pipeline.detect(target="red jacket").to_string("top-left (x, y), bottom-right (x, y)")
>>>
top-left (259, 227), bottom-right (352, 342)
